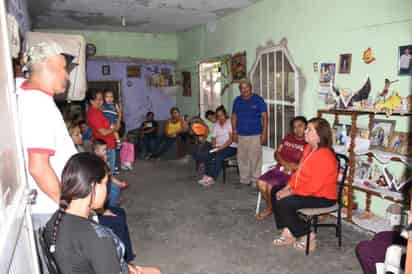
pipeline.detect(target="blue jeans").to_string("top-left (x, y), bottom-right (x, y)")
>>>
top-left (143, 135), bottom-right (158, 154)
top-left (107, 180), bottom-right (121, 207)
top-left (206, 146), bottom-right (237, 179)
top-left (107, 148), bottom-right (116, 173)
top-left (98, 207), bottom-right (135, 262)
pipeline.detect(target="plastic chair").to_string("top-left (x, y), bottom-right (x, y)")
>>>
top-left (297, 153), bottom-right (349, 255)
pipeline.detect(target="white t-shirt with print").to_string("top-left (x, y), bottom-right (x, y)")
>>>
top-left (212, 120), bottom-right (237, 148)
top-left (16, 78), bottom-right (77, 214)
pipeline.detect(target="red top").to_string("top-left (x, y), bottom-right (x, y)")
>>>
top-left (87, 106), bottom-right (116, 149)
top-left (288, 144), bottom-right (338, 200)
top-left (279, 133), bottom-right (306, 165)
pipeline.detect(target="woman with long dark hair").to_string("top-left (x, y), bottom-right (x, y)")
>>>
top-left (45, 153), bottom-right (161, 274)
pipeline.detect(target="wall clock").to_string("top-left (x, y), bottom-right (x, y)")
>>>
top-left (86, 43), bottom-right (96, 57)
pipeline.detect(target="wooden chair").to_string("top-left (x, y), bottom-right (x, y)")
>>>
top-left (297, 153), bottom-right (349, 255)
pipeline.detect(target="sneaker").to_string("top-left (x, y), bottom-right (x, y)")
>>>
top-left (125, 162), bottom-right (133, 170)
top-left (202, 177), bottom-right (215, 187)
top-left (198, 175), bottom-right (211, 184)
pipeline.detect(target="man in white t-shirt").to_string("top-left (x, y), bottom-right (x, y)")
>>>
top-left (17, 42), bottom-right (77, 228)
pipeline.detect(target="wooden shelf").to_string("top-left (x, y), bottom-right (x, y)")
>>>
top-left (352, 180), bottom-right (403, 202)
top-left (318, 108), bottom-right (412, 117)
top-left (317, 108), bottom-right (410, 222)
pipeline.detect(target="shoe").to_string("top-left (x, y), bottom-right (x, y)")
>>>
top-left (125, 162), bottom-right (133, 170)
top-left (202, 177), bottom-right (215, 187)
top-left (121, 165), bottom-right (129, 171)
top-left (198, 175), bottom-right (211, 184)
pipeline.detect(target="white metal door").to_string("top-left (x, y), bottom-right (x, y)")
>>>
top-left (0, 1), bottom-right (39, 273)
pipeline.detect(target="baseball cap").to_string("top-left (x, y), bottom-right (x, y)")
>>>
top-left (24, 41), bottom-right (76, 71)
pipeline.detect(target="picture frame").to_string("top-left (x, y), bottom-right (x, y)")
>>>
top-left (355, 159), bottom-right (371, 181)
top-left (127, 65), bottom-right (141, 78)
top-left (182, 71), bottom-right (192, 97)
top-left (370, 119), bottom-right (396, 150)
top-left (386, 131), bottom-right (412, 155)
top-left (102, 65), bottom-right (110, 76)
top-left (231, 51), bottom-right (247, 82)
top-left (333, 124), bottom-right (352, 146)
top-left (338, 54), bottom-right (352, 74)
top-left (319, 63), bottom-right (336, 85)
top-left (398, 45), bottom-right (412, 76)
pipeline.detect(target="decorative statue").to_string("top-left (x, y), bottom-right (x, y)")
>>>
top-left (331, 77), bottom-right (371, 108)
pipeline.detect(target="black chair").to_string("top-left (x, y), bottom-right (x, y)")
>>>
top-left (297, 153), bottom-right (349, 255)
top-left (34, 228), bottom-right (61, 274)
top-left (222, 155), bottom-right (240, 184)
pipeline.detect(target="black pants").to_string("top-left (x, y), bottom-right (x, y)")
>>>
top-left (272, 193), bottom-right (335, 238)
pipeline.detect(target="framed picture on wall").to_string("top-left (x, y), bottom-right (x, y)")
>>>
top-left (231, 51), bottom-right (247, 82)
top-left (127, 65), bottom-right (141, 78)
top-left (182, 71), bottom-right (192, 97)
top-left (338, 54), bottom-right (352, 74)
top-left (102, 65), bottom-right (110, 76)
top-left (398, 45), bottom-right (412, 76)
top-left (370, 119), bottom-right (396, 150)
top-left (386, 131), bottom-right (412, 155)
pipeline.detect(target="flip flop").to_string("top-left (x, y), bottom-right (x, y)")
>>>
top-left (273, 235), bottom-right (295, 246)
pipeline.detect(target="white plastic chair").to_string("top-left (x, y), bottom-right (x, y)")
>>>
top-left (256, 146), bottom-right (276, 215)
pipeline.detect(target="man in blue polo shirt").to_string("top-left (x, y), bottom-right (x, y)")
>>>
top-left (231, 80), bottom-right (268, 187)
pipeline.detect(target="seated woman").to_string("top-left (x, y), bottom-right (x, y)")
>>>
top-left (271, 117), bottom-right (338, 252)
top-left (190, 111), bottom-right (216, 174)
top-left (45, 153), bottom-right (161, 274)
top-left (152, 107), bottom-right (188, 159)
top-left (198, 106), bottom-right (237, 186)
top-left (256, 116), bottom-right (307, 220)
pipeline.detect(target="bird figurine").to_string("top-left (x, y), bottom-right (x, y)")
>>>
top-left (363, 48), bottom-right (376, 64)
top-left (375, 91), bottom-right (402, 115)
top-left (378, 78), bottom-right (399, 99)
top-left (331, 77), bottom-right (371, 108)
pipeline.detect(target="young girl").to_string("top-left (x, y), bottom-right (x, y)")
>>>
top-left (102, 90), bottom-right (122, 147)
top-left (45, 153), bottom-right (161, 274)
top-left (256, 116), bottom-right (307, 220)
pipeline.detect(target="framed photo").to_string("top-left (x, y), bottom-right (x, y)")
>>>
top-left (182, 71), bottom-right (192, 97)
top-left (355, 159), bottom-right (371, 181)
top-left (370, 119), bottom-right (396, 150)
top-left (333, 124), bottom-right (351, 146)
top-left (102, 65), bottom-right (110, 76)
top-left (387, 131), bottom-right (412, 155)
top-left (398, 45), bottom-right (412, 76)
top-left (319, 63), bottom-right (336, 85)
top-left (338, 54), bottom-right (352, 74)
top-left (127, 65), bottom-right (141, 78)
top-left (231, 51), bottom-right (247, 82)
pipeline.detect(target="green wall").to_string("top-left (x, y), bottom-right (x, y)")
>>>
top-left (176, 0), bottom-right (412, 216)
top-left (35, 29), bottom-right (178, 60)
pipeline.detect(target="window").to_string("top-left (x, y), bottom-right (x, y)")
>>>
top-left (199, 61), bottom-right (221, 118)
top-left (250, 42), bottom-right (300, 149)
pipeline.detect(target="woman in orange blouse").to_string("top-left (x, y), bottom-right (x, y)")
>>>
top-left (271, 117), bottom-right (338, 252)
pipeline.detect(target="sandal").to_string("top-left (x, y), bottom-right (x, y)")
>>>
top-left (293, 235), bottom-right (316, 252)
top-left (272, 235), bottom-right (295, 246)
top-left (256, 209), bottom-right (272, 220)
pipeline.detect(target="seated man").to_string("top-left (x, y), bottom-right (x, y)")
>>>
top-left (140, 111), bottom-right (159, 159)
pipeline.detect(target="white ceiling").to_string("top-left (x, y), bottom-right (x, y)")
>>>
top-left (28, 0), bottom-right (259, 33)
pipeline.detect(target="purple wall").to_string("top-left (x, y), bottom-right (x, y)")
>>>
top-left (87, 60), bottom-right (176, 132)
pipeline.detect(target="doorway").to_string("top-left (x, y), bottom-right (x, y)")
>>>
top-left (199, 61), bottom-right (221, 118)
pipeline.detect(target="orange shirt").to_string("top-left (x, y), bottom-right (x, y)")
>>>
top-left (288, 144), bottom-right (338, 200)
